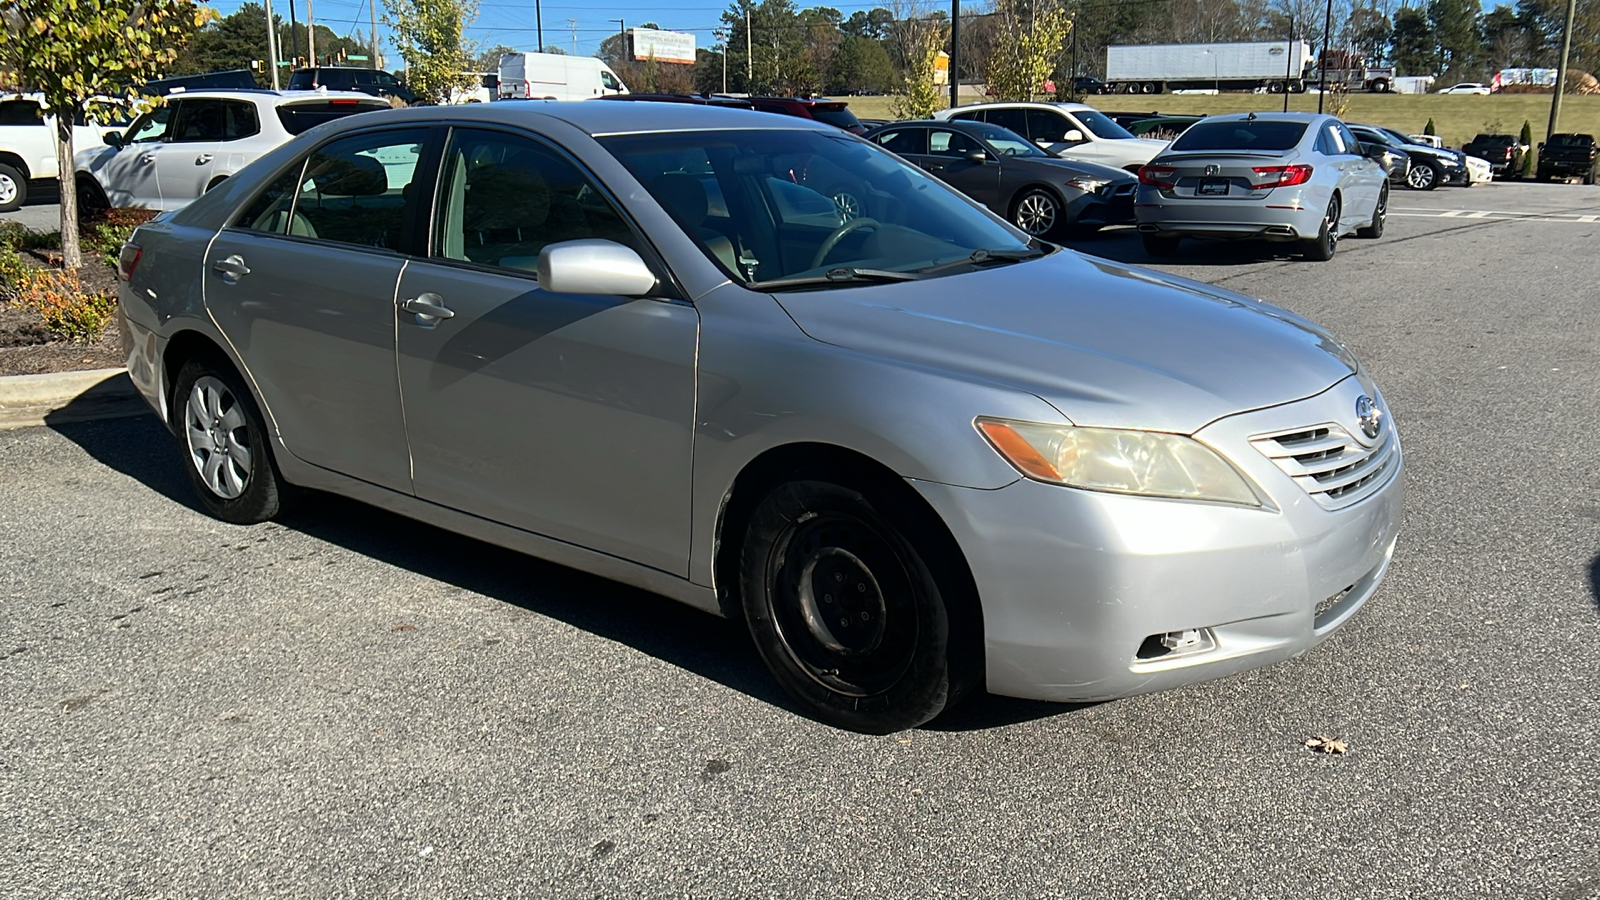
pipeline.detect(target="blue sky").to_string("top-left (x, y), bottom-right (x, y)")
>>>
top-left (209, 0), bottom-right (899, 63)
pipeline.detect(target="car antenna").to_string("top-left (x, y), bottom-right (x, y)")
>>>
top-left (1246, 111), bottom-right (1256, 121)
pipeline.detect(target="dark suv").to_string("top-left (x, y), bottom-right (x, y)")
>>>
top-left (1536, 133), bottom-right (1597, 184)
top-left (746, 97), bottom-right (867, 134)
top-left (287, 67), bottom-right (415, 104)
top-left (1462, 133), bottom-right (1527, 178)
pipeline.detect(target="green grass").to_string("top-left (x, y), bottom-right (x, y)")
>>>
top-left (845, 93), bottom-right (1600, 149)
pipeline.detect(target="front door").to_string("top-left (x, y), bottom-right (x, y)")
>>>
top-left (203, 126), bottom-right (432, 493)
top-left (395, 127), bottom-right (698, 575)
top-left (924, 128), bottom-right (1001, 206)
top-left (100, 103), bottom-right (174, 207)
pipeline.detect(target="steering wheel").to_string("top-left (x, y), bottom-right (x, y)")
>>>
top-left (810, 217), bottom-right (881, 270)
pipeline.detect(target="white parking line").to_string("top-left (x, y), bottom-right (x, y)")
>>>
top-left (1390, 206), bottom-right (1600, 224)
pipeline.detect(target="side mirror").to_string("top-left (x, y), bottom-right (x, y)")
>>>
top-left (1363, 144), bottom-right (1388, 159)
top-left (103, 131), bottom-right (125, 149)
top-left (538, 239), bottom-right (658, 296)
top-left (965, 150), bottom-right (989, 164)
top-left (1538, 142), bottom-right (1545, 150)
top-left (1063, 129), bottom-right (1085, 143)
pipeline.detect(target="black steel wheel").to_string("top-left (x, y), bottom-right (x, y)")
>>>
top-left (739, 478), bottom-right (976, 733)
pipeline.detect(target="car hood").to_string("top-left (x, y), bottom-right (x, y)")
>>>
top-left (772, 251), bottom-right (1356, 434)
top-left (1028, 156), bottom-right (1137, 182)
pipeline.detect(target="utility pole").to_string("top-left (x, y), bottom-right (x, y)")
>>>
top-left (1070, 16), bottom-right (1077, 101)
top-left (263, 0), bottom-right (282, 89)
top-left (949, 0), bottom-right (960, 108)
top-left (535, 0), bottom-right (542, 50)
top-left (746, 3), bottom-right (752, 90)
top-left (1318, 0), bottom-right (1332, 112)
top-left (370, 0), bottom-right (379, 69)
top-left (568, 19), bottom-right (578, 55)
top-left (307, 0), bottom-right (316, 65)
top-left (611, 19), bottom-right (625, 64)
top-left (1284, 14), bottom-right (1293, 113)
top-left (1548, 0), bottom-right (1577, 138)
top-left (715, 30), bottom-right (729, 93)
top-left (286, 0), bottom-right (300, 66)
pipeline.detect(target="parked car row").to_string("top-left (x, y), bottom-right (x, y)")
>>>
top-left (115, 100), bottom-right (1404, 734)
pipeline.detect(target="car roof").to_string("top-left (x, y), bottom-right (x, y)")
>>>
top-left (947, 101), bottom-right (1099, 112)
top-left (325, 100), bottom-right (841, 137)
top-left (1198, 112), bottom-right (1330, 124)
top-left (157, 88), bottom-right (387, 104)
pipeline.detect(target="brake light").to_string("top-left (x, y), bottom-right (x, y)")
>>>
top-left (1138, 165), bottom-right (1177, 189)
top-left (329, 98), bottom-right (359, 104)
top-left (116, 243), bottom-right (141, 282)
top-left (1251, 164), bottom-right (1313, 188)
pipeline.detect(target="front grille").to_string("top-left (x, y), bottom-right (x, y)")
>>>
top-left (1250, 420), bottom-right (1396, 510)
top-left (1113, 183), bottom-right (1136, 196)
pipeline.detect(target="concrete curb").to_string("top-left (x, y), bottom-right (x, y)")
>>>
top-left (0, 367), bottom-right (147, 431)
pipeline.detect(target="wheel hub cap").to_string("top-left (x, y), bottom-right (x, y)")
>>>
top-left (797, 547), bottom-right (887, 657)
top-left (0, 176), bottom-right (15, 204)
top-left (184, 375), bottom-right (252, 500)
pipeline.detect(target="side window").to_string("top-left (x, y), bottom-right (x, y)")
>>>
top-left (1026, 109), bottom-right (1069, 142)
top-left (949, 110), bottom-right (983, 123)
top-left (601, 71), bottom-right (622, 91)
top-left (873, 128), bottom-right (927, 155)
top-left (221, 101), bottom-right (260, 141)
top-left (233, 163), bottom-right (310, 236)
top-left (0, 100), bottom-right (45, 126)
top-left (170, 99), bottom-right (231, 143)
top-left (984, 108), bottom-right (1028, 136)
top-left (435, 128), bottom-right (634, 273)
top-left (1314, 126), bottom-right (1335, 155)
top-left (929, 129), bottom-right (983, 157)
top-left (126, 105), bottom-right (175, 144)
top-left (1336, 122), bottom-right (1363, 155)
top-left (293, 128), bottom-right (429, 250)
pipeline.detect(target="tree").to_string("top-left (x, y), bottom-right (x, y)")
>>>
top-left (888, 3), bottom-right (947, 118)
top-left (0, 0), bottom-right (213, 268)
top-left (474, 42), bottom-right (518, 71)
top-left (1390, 6), bottom-right (1435, 75)
top-left (828, 34), bottom-right (896, 93)
top-left (986, 0), bottom-right (1073, 101)
top-left (841, 7), bottom-right (894, 40)
top-left (169, 5), bottom-right (370, 79)
top-left (1427, 0), bottom-right (1480, 77)
top-left (381, 0), bottom-right (480, 104)
top-left (1345, 3), bottom-right (1394, 63)
top-left (1519, 119), bottom-right (1534, 176)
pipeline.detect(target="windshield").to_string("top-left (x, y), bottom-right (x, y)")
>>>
top-left (600, 129), bottom-right (1032, 287)
top-left (1171, 120), bottom-right (1307, 152)
top-left (1072, 109), bottom-right (1137, 140)
top-left (974, 125), bottom-right (1047, 157)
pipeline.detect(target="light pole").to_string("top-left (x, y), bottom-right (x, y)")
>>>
top-left (746, 3), bottom-right (753, 91)
top-left (950, 0), bottom-right (960, 109)
top-left (714, 29), bottom-right (728, 93)
top-left (534, 0), bottom-right (542, 50)
top-left (611, 18), bottom-right (625, 65)
top-left (1318, 0), bottom-right (1333, 112)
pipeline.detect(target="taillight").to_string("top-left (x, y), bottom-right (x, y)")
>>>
top-left (1251, 164), bottom-right (1313, 188)
top-left (1138, 165), bottom-right (1177, 189)
top-left (117, 243), bottom-right (141, 282)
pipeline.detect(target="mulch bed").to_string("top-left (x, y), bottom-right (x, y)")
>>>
top-left (0, 249), bottom-right (125, 377)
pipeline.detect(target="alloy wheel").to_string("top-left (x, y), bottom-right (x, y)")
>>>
top-left (184, 375), bottom-right (253, 500)
top-left (831, 190), bottom-right (861, 222)
top-left (1014, 191), bottom-right (1059, 236)
top-left (1406, 164), bottom-right (1436, 190)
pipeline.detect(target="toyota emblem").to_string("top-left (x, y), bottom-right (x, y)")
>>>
top-left (1355, 395), bottom-right (1382, 440)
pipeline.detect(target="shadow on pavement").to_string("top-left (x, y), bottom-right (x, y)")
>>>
top-left (1590, 552), bottom-right (1600, 618)
top-left (1063, 228), bottom-right (1314, 267)
top-left (50, 414), bottom-right (1071, 732)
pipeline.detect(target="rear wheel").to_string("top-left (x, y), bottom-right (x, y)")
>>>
top-left (173, 358), bottom-right (292, 525)
top-left (0, 163), bottom-right (25, 213)
top-left (1406, 160), bottom-right (1441, 190)
top-left (76, 176), bottom-right (109, 221)
top-left (1142, 233), bottom-right (1181, 257)
top-left (1302, 197), bottom-right (1340, 261)
top-left (1357, 184), bottom-right (1388, 239)
top-left (1011, 188), bottom-right (1062, 238)
top-left (739, 478), bottom-right (978, 733)
top-left (1585, 165), bottom-right (1596, 186)
top-left (1268, 81), bottom-right (1287, 94)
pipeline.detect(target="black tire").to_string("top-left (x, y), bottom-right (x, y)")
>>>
top-left (1357, 184), bottom-right (1388, 239)
top-left (172, 357), bottom-right (292, 525)
top-left (1302, 197), bottom-right (1339, 261)
top-left (1268, 81), bottom-right (1286, 94)
top-left (1142, 233), bottom-right (1180, 257)
top-left (1406, 160), bottom-right (1441, 191)
top-left (739, 478), bottom-right (978, 733)
top-left (1538, 167), bottom-right (1552, 182)
top-left (1585, 165), bottom-right (1596, 186)
top-left (1010, 187), bottom-right (1063, 239)
top-left (0, 163), bottom-right (26, 213)
top-left (76, 176), bottom-right (109, 221)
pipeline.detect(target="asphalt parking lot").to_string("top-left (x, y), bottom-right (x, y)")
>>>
top-left (3, 180), bottom-right (1598, 898)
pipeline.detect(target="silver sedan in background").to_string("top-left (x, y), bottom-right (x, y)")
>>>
top-left (1135, 112), bottom-right (1390, 261)
top-left (117, 102), bottom-right (1403, 733)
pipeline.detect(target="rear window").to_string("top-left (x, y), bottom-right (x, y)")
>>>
top-left (275, 100), bottom-right (387, 135)
top-left (1171, 120), bottom-right (1308, 152)
top-left (810, 106), bottom-right (862, 130)
top-left (1549, 134), bottom-right (1594, 147)
top-left (287, 71), bottom-right (315, 90)
top-left (1478, 134), bottom-right (1514, 145)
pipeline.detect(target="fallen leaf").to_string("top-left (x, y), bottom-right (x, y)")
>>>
top-left (1304, 735), bottom-right (1348, 755)
top-left (391, 623), bottom-right (416, 632)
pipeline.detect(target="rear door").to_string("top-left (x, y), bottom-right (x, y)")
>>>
top-left (202, 125), bottom-right (434, 492)
top-left (155, 97), bottom-right (261, 206)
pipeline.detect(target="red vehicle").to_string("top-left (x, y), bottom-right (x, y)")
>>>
top-left (746, 97), bottom-right (867, 135)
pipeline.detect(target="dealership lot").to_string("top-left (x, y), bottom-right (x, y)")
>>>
top-left (2, 180), bottom-right (1598, 897)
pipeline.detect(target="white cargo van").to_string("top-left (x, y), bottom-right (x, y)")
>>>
top-left (497, 53), bottom-right (629, 101)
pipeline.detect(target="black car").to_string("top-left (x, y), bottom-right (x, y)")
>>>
top-left (864, 119), bottom-right (1137, 238)
top-left (1348, 123), bottom-right (1468, 190)
top-left (287, 66), bottom-right (415, 104)
top-left (1071, 76), bottom-right (1112, 96)
top-left (1536, 133), bottom-right (1597, 183)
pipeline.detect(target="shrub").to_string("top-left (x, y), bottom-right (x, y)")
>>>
top-left (1519, 119), bottom-right (1535, 178)
top-left (12, 267), bottom-right (118, 344)
top-left (0, 221), bottom-right (61, 252)
top-left (0, 244), bottom-right (28, 301)
top-left (82, 208), bottom-right (157, 270)
top-left (1424, 118), bottom-right (1437, 136)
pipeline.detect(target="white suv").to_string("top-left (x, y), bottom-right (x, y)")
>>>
top-left (932, 101), bottom-right (1169, 172)
top-left (75, 89), bottom-right (389, 211)
top-left (0, 93), bottom-right (113, 212)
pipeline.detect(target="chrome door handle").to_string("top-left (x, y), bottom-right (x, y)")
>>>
top-left (211, 254), bottom-right (250, 280)
top-left (195, 154), bottom-right (213, 165)
top-left (400, 293), bottom-right (455, 323)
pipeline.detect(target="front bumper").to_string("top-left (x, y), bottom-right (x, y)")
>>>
top-left (915, 376), bottom-right (1404, 702)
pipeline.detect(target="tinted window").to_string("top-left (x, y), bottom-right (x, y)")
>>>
top-left (1026, 109), bottom-right (1070, 142)
top-left (0, 100), bottom-right (44, 126)
top-left (930, 130), bottom-right (984, 156)
top-left (291, 128), bottom-right (428, 250)
top-left (810, 106), bottom-right (862, 130)
top-left (1172, 120), bottom-right (1308, 152)
top-left (321, 70), bottom-right (356, 89)
top-left (1071, 109), bottom-right (1137, 140)
top-left (169, 99), bottom-right (259, 142)
top-left (1335, 122), bottom-right (1363, 155)
top-left (984, 108), bottom-right (1028, 135)
top-left (873, 128), bottom-right (927, 155)
top-left (368, 71), bottom-right (400, 86)
top-left (125, 106), bottom-right (174, 143)
top-left (435, 128), bottom-right (634, 272)
top-left (288, 70), bottom-right (315, 89)
top-left (1549, 134), bottom-right (1594, 147)
top-left (973, 125), bottom-right (1047, 157)
top-left (275, 99), bottom-right (387, 135)
top-left (949, 111), bottom-right (983, 123)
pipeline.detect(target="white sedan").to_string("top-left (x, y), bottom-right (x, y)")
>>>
top-left (75, 89), bottom-right (388, 210)
top-left (1437, 82), bottom-right (1491, 95)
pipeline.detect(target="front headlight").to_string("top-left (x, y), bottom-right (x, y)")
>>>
top-left (1065, 177), bottom-right (1110, 193)
top-left (976, 417), bottom-right (1262, 506)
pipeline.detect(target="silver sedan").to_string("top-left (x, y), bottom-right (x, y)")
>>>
top-left (117, 102), bottom-right (1403, 733)
top-left (1135, 112), bottom-right (1390, 261)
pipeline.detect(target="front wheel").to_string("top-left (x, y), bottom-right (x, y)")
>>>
top-left (1011, 188), bottom-right (1063, 238)
top-left (1302, 197), bottom-right (1340, 261)
top-left (0, 163), bottom-right (26, 213)
top-left (739, 479), bottom-right (976, 733)
top-left (1357, 184), bottom-right (1388, 239)
top-left (1406, 160), bottom-right (1441, 190)
top-left (173, 358), bottom-right (292, 524)
top-left (1585, 165), bottom-right (1596, 186)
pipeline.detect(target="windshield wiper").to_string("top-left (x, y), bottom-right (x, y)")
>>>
top-left (749, 266), bottom-right (925, 291)
top-left (913, 247), bottom-right (1046, 277)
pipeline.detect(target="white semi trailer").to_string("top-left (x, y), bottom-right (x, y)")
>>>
top-left (1104, 41), bottom-right (1314, 94)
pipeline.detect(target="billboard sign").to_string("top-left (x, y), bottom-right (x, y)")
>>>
top-left (632, 28), bottom-right (696, 65)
